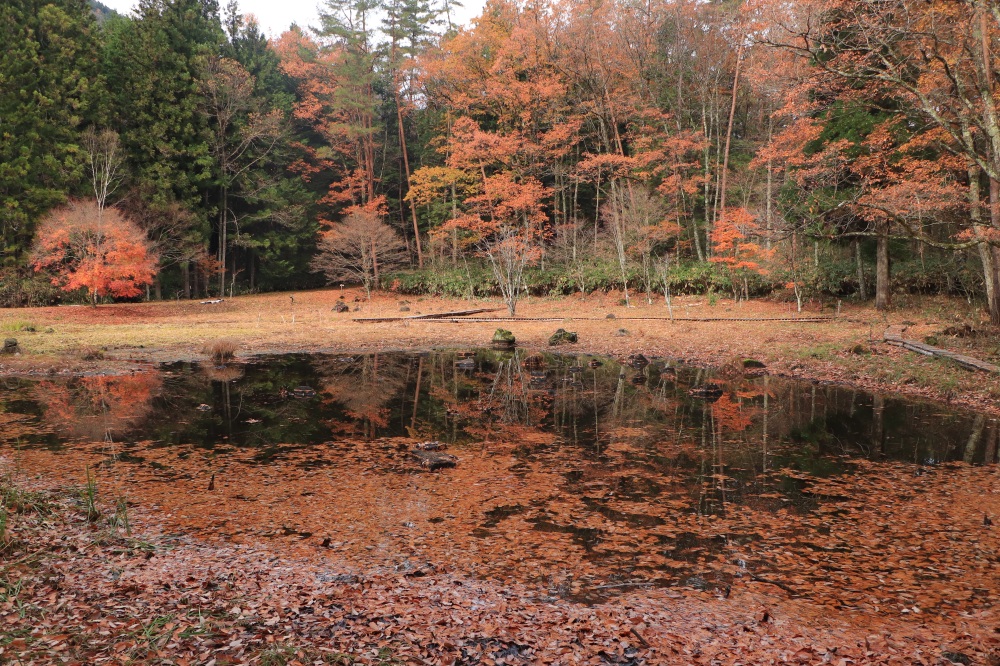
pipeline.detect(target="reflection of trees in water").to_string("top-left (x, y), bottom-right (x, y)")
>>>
top-left (35, 372), bottom-right (163, 442)
top-left (12, 351), bottom-right (1000, 606)
top-left (480, 352), bottom-right (531, 425)
top-left (201, 364), bottom-right (246, 427)
top-left (315, 354), bottom-right (409, 439)
top-left (24, 351), bottom-right (995, 471)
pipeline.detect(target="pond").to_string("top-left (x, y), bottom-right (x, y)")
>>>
top-left (1, 350), bottom-right (997, 611)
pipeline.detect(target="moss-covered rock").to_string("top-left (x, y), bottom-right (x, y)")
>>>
top-left (548, 329), bottom-right (578, 345)
top-left (491, 329), bottom-right (516, 349)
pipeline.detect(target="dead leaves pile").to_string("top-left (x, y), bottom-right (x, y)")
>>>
top-left (2, 480), bottom-right (999, 665)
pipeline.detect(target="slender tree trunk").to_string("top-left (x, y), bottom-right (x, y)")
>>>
top-left (594, 172), bottom-right (601, 252)
top-left (875, 220), bottom-right (890, 311)
top-left (182, 261), bottom-right (191, 299)
top-left (854, 239), bottom-right (867, 300)
top-left (717, 41), bottom-right (744, 225)
top-left (699, 105), bottom-right (711, 261)
top-left (395, 81), bottom-right (422, 268)
top-left (990, 176), bottom-right (1000, 325)
top-left (218, 184), bottom-right (228, 298)
top-left (971, 169), bottom-right (1000, 323)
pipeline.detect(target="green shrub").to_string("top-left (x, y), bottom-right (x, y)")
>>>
top-left (0, 269), bottom-right (61, 308)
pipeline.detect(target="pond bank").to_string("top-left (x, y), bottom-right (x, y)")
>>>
top-left (1, 288), bottom-right (999, 415)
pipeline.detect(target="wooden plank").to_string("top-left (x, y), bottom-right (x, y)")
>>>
top-left (353, 307), bottom-right (504, 323)
top-left (884, 328), bottom-right (1000, 373)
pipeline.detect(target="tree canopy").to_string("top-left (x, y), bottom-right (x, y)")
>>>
top-left (1, 0), bottom-right (999, 315)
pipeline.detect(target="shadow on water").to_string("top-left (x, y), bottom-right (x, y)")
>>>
top-left (1, 349), bottom-right (997, 604)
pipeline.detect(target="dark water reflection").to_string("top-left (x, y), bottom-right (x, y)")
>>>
top-left (1, 350), bottom-right (997, 604)
top-left (3, 350), bottom-right (994, 465)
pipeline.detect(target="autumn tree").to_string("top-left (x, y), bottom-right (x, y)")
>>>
top-left (31, 200), bottom-right (158, 305)
top-left (602, 187), bottom-right (678, 306)
top-left (436, 115), bottom-right (552, 315)
top-left (710, 206), bottom-right (772, 301)
top-left (311, 204), bottom-right (408, 297)
top-left (757, 0), bottom-right (1000, 320)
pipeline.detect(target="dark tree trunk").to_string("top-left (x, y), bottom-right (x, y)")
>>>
top-left (182, 261), bottom-right (191, 300)
top-left (875, 221), bottom-right (890, 311)
top-left (990, 177), bottom-right (1000, 325)
top-left (854, 239), bottom-right (867, 300)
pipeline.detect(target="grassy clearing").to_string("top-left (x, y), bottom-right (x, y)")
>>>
top-left (0, 320), bottom-right (36, 333)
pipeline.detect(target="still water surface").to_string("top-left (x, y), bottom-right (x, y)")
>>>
top-left (1, 350), bottom-right (996, 607)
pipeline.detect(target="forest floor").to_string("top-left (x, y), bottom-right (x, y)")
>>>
top-left (3, 289), bottom-right (1000, 663)
top-left (2, 456), bottom-right (998, 665)
top-left (1, 287), bottom-right (999, 414)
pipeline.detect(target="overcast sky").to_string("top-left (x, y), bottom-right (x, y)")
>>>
top-left (98, 0), bottom-right (484, 38)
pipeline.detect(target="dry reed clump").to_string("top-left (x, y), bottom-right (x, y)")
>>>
top-left (204, 339), bottom-right (239, 363)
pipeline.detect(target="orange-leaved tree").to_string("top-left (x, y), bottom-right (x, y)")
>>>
top-left (31, 200), bottom-right (158, 306)
top-left (709, 206), bottom-right (772, 301)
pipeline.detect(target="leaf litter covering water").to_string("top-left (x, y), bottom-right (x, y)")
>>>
top-left (0, 350), bottom-right (998, 612)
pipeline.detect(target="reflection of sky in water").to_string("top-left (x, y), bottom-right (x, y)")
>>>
top-left (0, 351), bottom-right (997, 605)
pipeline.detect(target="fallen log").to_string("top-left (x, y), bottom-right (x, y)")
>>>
top-left (410, 450), bottom-right (457, 470)
top-left (353, 307), bottom-right (503, 323)
top-left (884, 327), bottom-right (1000, 373)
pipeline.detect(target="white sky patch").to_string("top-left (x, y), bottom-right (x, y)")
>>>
top-left (97, 0), bottom-right (484, 39)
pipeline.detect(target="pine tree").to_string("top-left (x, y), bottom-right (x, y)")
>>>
top-left (103, 0), bottom-right (224, 208)
top-left (101, 0), bottom-right (225, 295)
top-left (0, 0), bottom-right (102, 267)
top-left (219, 6), bottom-right (316, 292)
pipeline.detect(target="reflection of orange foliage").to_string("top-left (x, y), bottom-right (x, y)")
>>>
top-left (316, 355), bottom-right (407, 438)
top-left (35, 372), bottom-right (162, 441)
top-left (710, 393), bottom-right (756, 433)
top-left (10, 432), bottom-right (1000, 631)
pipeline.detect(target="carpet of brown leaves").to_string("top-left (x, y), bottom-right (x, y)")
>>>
top-left (3, 439), bottom-right (1000, 664)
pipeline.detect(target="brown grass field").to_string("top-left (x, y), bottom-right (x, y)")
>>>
top-left (1, 287), bottom-right (998, 413)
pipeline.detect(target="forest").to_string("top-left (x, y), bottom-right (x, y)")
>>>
top-left (7, 1), bottom-right (1000, 661)
top-left (5, 0), bottom-right (1000, 320)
